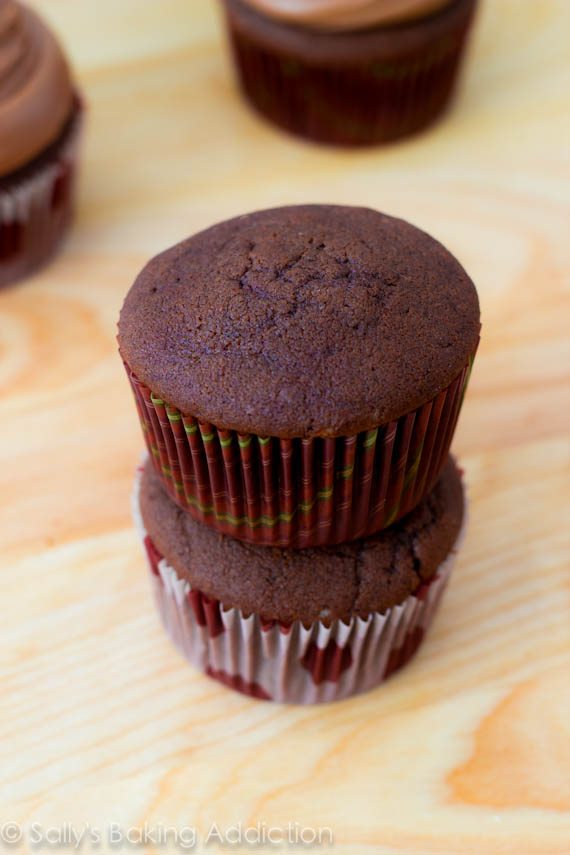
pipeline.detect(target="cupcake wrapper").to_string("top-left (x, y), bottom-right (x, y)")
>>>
top-left (0, 97), bottom-right (83, 288)
top-left (133, 466), bottom-right (465, 704)
top-left (224, 0), bottom-right (477, 145)
top-left (125, 350), bottom-right (475, 548)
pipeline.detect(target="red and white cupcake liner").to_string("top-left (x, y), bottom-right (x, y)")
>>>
top-left (126, 351), bottom-right (475, 548)
top-left (133, 467), bottom-right (465, 704)
top-left (0, 97), bottom-right (83, 288)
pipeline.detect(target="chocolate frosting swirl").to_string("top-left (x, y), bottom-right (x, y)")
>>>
top-left (242, 0), bottom-right (454, 30)
top-left (0, 0), bottom-right (73, 176)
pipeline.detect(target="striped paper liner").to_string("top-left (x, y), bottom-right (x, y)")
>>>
top-left (125, 351), bottom-right (475, 548)
top-left (133, 466), bottom-right (466, 704)
top-left (0, 96), bottom-right (83, 288)
top-left (223, 0), bottom-right (477, 146)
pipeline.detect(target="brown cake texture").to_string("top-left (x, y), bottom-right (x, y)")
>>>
top-left (139, 456), bottom-right (465, 626)
top-left (119, 205), bottom-right (480, 438)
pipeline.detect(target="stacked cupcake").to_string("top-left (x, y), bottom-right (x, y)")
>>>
top-left (118, 205), bottom-right (480, 703)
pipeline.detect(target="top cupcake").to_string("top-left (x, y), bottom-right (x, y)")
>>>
top-left (0, 0), bottom-right (74, 176)
top-left (119, 205), bottom-right (479, 438)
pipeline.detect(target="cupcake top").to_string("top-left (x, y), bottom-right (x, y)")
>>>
top-left (119, 205), bottom-right (480, 438)
top-left (0, 0), bottom-right (74, 176)
top-left (242, 0), bottom-right (454, 31)
top-left (139, 456), bottom-right (464, 624)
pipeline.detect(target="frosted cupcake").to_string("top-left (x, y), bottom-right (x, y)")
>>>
top-left (221, 0), bottom-right (478, 145)
top-left (0, 1), bottom-right (83, 287)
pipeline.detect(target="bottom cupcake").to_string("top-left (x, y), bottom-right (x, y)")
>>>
top-left (133, 457), bottom-right (465, 704)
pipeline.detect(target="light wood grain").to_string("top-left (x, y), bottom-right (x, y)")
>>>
top-left (1, 1), bottom-right (569, 853)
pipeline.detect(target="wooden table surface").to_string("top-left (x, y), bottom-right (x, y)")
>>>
top-left (1, 1), bottom-right (569, 853)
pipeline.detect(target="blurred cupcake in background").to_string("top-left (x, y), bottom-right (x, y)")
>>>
top-left (221, 0), bottom-right (478, 145)
top-left (0, 0), bottom-right (83, 288)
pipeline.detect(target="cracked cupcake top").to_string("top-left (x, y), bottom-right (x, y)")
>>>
top-left (118, 205), bottom-right (480, 437)
top-left (139, 456), bottom-right (464, 623)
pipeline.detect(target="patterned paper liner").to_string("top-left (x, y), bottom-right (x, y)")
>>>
top-left (133, 466), bottom-right (465, 704)
top-left (125, 351), bottom-right (475, 548)
top-left (0, 96), bottom-right (83, 288)
top-left (223, 0), bottom-right (477, 145)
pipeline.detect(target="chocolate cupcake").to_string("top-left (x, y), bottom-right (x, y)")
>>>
top-left (221, 0), bottom-right (478, 145)
top-left (119, 205), bottom-right (479, 548)
top-left (134, 455), bottom-right (466, 703)
top-left (0, 1), bottom-right (83, 288)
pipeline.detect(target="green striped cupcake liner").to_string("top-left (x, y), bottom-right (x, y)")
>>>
top-left (125, 355), bottom-right (474, 548)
